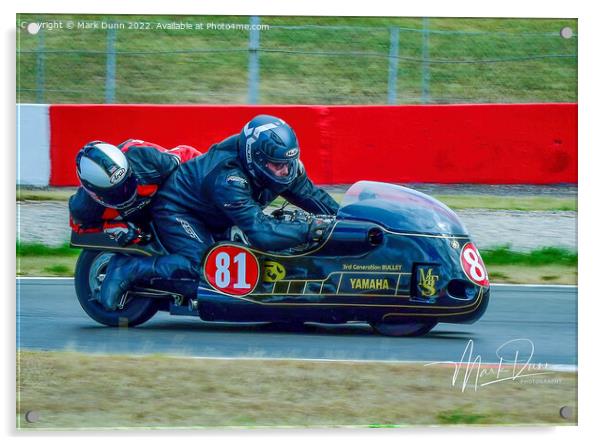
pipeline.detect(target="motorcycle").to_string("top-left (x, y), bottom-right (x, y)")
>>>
top-left (71, 181), bottom-right (490, 336)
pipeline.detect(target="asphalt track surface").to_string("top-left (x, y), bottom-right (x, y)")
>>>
top-left (16, 279), bottom-right (577, 365)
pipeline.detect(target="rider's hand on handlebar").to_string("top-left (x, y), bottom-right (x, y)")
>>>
top-left (307, 215), bottom-right (335, 243)
top-left (104, 222), bottom-right (142, 246)
top-left (271, 208), bottom-right (334, 242)
top-left (271, 208), bottom-right (286, 220)
top-left (271, 208), bottom-right (312, 223)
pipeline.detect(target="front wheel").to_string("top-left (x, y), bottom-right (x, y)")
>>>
top-left (370, 320), bottom-right (437, 337)
top-left (74, 250), bottom-right (159, 327)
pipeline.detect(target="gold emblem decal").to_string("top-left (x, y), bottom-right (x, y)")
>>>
top-left (418, 268), bottom-right (439, 297)
top-left (263, 261), bottom-right (286, 282)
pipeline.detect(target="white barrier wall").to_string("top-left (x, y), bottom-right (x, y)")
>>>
top-left (17, 104), bottom-right (50, 186)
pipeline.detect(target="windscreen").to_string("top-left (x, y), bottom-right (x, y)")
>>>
top-left (338, 181), bottom-right (468, 235)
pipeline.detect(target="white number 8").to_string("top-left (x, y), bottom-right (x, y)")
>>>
top-left (215, 252), bottom-right (231, 288)
top-left (463, 248), bottom-right (486, 281)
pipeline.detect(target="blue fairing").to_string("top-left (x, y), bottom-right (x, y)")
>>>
top-left (337, 181), bottom-right (468, 236)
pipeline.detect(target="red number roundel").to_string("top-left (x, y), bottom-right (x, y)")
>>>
top-left (460, 242), bottom-right (489, 287)
top-left (204, 245), bottom-right (260, 296)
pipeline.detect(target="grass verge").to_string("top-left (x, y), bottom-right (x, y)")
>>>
top-left (272, 193), bottom-right (576, 211)
top-left (17, 187), bottom-right (577, 211)
top-left (486, 265), bottom-right (576, 285)
top-left (17, 243), bottom-right (80, 277)
top-left (17, 242), bottom-right (79, 257)
top-left (17, 16), bottom-right (577, 104)
top-left (433, 195), bottom-right (576, 211)
top-left (17, 188), bottom-right (77, 202)
top-left (17, 257), bottom-right (77, 277)
top-left (16, 243), bottom-right (577, 284)
top-left (481, 247), bottom-right (577, 285)
top-left (17, 350), bottom-right (577, 429)
top-left (481, 246), bottom-right (577, 267)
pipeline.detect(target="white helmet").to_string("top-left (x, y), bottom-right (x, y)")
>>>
top-left (75, 141), bottom-right (138, 209)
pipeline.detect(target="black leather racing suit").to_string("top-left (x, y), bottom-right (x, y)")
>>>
top-left (150, 134), bottom-right (339, 279)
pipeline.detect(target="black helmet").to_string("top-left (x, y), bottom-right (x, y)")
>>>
top-left (75, 141), bottom-right (138, 209)
top-left (238, 115), bottom-right (300, 192)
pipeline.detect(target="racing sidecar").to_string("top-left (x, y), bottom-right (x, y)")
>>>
top-left (71, 181), bottom-right (490, 336)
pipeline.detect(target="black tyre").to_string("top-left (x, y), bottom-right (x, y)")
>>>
top-left (370, 320), bottom-right (437, 337)
top-left (74, 250), bottom-right (159, 327)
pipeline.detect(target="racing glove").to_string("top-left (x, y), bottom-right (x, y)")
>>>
top-left (103, 222), bottom-right (142, 246)
top-left (307, 216), bottom-right (335, 243)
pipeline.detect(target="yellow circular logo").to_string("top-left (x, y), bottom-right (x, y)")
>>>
top-left (263, 261), bottom-right (286, 282)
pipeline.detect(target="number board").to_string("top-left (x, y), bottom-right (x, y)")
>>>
top-left (460, 242), bottom-right (489, 287)
top-left (204, 245), bottom-right (260, 296)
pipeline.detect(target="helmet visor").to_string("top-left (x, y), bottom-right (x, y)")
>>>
top-left (258, 158), bottom-right (299, 185)
top-left (84, 173), bottom-right (138, 209)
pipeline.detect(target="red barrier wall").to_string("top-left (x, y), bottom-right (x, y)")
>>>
top-left (49, 103), bottom-right (577, 186)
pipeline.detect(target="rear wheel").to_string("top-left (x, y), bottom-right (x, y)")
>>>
top-left (370, 320), bottom-right (437, 337)
top-left (74, 250), bottom-right (159, 327)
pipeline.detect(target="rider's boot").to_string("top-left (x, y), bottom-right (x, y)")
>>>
top-left (99, 254), bottom-right (198, 311)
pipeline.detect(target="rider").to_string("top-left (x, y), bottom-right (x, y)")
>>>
top-left (99, 115), bottom-right (339, 310)
top-left (69, 139), bottom-right (202, 245)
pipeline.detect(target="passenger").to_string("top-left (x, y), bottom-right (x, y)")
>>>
top-left (69, 139), bottom-right (201, 244)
